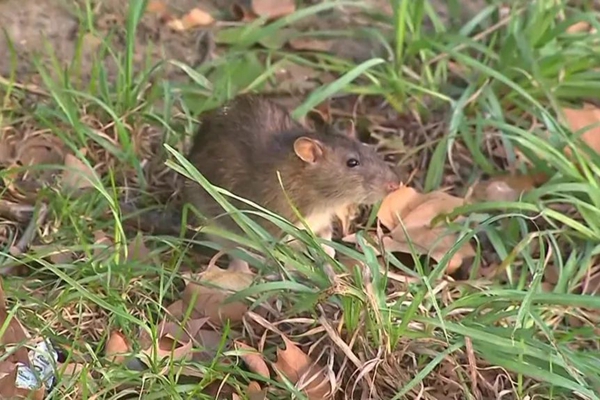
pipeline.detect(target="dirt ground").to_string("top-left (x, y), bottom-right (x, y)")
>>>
top-left (0, 0), bottom-right (489, 85)
top-left (0, 0), bottom-right (217, 84)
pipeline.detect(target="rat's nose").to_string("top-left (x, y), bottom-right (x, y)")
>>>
top-left (385, 181), bottom-right (400, 193)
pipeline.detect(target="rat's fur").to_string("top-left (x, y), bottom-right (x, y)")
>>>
top-left (183, 94), bottom-right (400, 245)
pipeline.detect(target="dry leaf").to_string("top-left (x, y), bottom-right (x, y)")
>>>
top-left (377, 186), bottom-right (421, 230)
top-left (147, 0), bottom-right (167, 14)
top-left (567, 21), bottom-right (591, 33)
top-left (377, 187), bottom-right (475, 274)
top-left (0, 280), bottom-right (31, 365)
top-left (49, 249), bottom-right (74, 265)
top-left (387, 226), bottom-right (475, 274)
top-left (235, 341), bottom-right (270, 379)
top-left (470, 173), bottom-right (548, 202)
top-left (61, 150), bottom-right (96, 191)
top-left (167, 8), bottom-right (214, 31)
top-left (563, 103), bottom-right (600, 156)
top-left (125, 232), bottom-right (151, 263)
top-left (247, 381), bottom-right (268, 400)
top-left (16, 135), bottom-right (64, 167)
top-left (273, 61), bottom-right (320, 93)
top-left (166, 299), bottom-right (185, 319)
top-left (138, 317), bottom-right (220, 366)
top-left (105, 331), bottom-right (130, 364)
top-left (140, 327), bottom-right (194, 366)
top-left (181, 263), bottom-right (254, 325)
top-left (92, 230), bottom-right (113, 260)
top-left (273, 336), bottom-right (332, 399)
top-left (251, 0), bottom-right (295, 19)
top-left (0, 362), bottom-right (45, 400)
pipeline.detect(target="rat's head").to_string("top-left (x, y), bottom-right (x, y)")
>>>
top-left (292, 133), bottom-right (401, 205)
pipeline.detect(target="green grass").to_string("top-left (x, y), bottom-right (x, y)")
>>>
top-left (2, 0), bottom-right (600, 398)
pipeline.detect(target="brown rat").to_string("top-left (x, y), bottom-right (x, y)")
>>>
top-left (182, 94), bottom-right (401, 257)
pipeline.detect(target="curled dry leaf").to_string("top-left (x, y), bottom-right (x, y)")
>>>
top-left (181, 263), bottom-right (254, 326)
top-left (105, 331), bottom-right (131, 364)
top-left (167, 8), bottom-right (214, 31)
top-left (562, 103), bottom-right (600, 156)
top-left (61, 150), bottom-right (97, 191)
top-left (247, 381), bottom-right (268, 400)
top-left (251, 0), bottom-right (295, 19)
top-left (377, 187), bottom-right (475, 274)
top-left (273, 336), bottom-right (332, 400)
top-left (235, 341), bottom-right (270, 379)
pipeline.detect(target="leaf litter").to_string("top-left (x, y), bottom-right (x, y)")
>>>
top-left (2, 0), bottom-right (599, 399)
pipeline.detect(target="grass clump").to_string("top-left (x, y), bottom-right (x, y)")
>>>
top-left (1, 0), bottom-right (600, 399)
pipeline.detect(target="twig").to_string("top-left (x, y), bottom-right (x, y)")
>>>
top-left (0, 75), bottom-right (49, 97)
top-left (0, 200), bottom-right (35, 223)
top-left (9, 203), bottom-right (49, 257)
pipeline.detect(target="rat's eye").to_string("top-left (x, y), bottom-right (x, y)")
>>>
top-left (346, 158), bottom-right (360, 168)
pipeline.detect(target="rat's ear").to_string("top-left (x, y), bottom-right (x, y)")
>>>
top-left (293, 137), bottom-right (324, 164)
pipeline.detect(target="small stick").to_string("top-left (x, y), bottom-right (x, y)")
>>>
top-left (9, 203), bottom-right (49, 257)
top-left (0, 200), bottom-right (35, 223)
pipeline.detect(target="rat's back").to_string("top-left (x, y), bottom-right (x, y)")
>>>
top-left (183, 94), bottom-right (301, 235)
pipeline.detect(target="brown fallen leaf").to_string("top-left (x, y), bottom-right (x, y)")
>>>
top-left (0, 280), bottom-right (31, 365)
top-left (0, 362), bottom-right (45, 400)
top-left (273, 336), bottom-right (332, 399)
top-left (386, 226), bottom-right (475, 274)
top-left (567, 21), bottom-right (591, 33)
top-left (235, 341), bottom-right (270, 379)
top-left (138, 317), bottom-right (221, 366)
top-left (251, 0), bottom-right (295, 19)
top-left (469, 172), bottom-right (548, 203)
top-left (377, 187), bottom-right (475, 274)
top-left (147, 0), bottom-right (167, 15)
top-left (61, 150), bottom-right (96, 191)
top-left (166, 299), bottom-right (185, 319)
top-left (125, 232), bottom-right (151, 263)
top-left (247, 381), bottom-right (268, 400)
top-left (562, 103), bottom-right (600, 156)
top-left (0, 282), bottom-right (46, 399)
top-left (181, 262), bottom-right (254, 326)
top-left (92, 230), bottom-right (113, 260)
top-left (139, 327), bottom-right (194, 366)
top-left (16, 135), bottom-right (65, 168)
top-left (272, 61), bottom-right (320, 93)
top-left (167, 7), bottom-right (214, 31)
top-left (105, 330), bottom-right (130, 364)
top-left (377, 186), bottom-right (420, 231)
